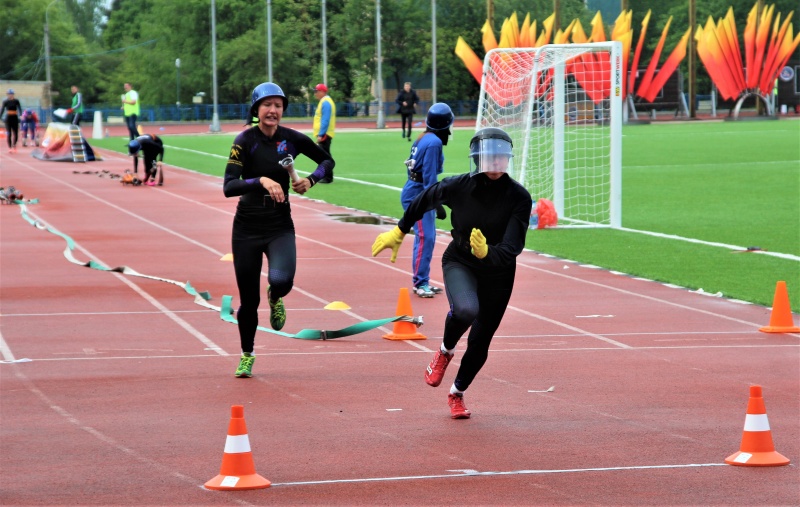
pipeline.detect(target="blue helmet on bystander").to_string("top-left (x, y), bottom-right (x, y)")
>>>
top-left (426, 103), bottom-right (454, 131)
top-left (127, 139), bottom-right (141, 154)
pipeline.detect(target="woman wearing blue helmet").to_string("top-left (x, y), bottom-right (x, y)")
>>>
top-left (399, 102), bottom-right (454, 298)
top-left (223, 82), bottom-right (335, 378)
top-left (373, 126), bottom-right (532, 419)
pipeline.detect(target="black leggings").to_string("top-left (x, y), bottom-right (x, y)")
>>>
top-left (232, 227), bottom-right (296, 353)
top-left (400, 113), bottom-right (413, 136)
top-left (441, 258), bottom-right (515, 392)
top-left (5, 117), bottom-right (18, 147)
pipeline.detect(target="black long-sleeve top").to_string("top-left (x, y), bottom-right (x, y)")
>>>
top-left (223, 125), bottom-right (334, 233)
top-left (1, 98), bottom-right (21, 118)
top-left (398, 173), bottom-right (532, 269)
top-left (136, 134), bottom-right (164, 161)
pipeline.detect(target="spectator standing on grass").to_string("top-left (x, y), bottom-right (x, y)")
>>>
top-left (66, 85), bottom-right (83, 125)
top-left (372, 127), bottom-right (531, 419)
top-left (396, 82), bottom-right (420, 141)
top-left (128, 133), bottom-right (164, 186)
top-left (400, 103), bottom-right (453, 299)
top-left (1, 89), bottom-right (21, 153)
top-left (312, 83), bottom-right (335, 183)
top-left (223, 82), bottom-right (334, 378)
top-left (122, 83), bottom-right (140, 140)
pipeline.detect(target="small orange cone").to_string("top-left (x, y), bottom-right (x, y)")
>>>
top-left (759, 281), bottom-right (800, 333)
top-left (383, 288), bottom-right (427, 340)
top-left (205, 405), bottom-right (271, 490)
top-left (725, 385), bottom-right (790, 467)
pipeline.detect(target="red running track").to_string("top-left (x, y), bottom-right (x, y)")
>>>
top-left (1, 142), bottom-right (798, 506)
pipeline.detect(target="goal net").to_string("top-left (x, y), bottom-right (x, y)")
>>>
top-left (476, 42), bottom-right (623, 228)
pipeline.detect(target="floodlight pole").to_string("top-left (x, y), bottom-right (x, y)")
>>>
top-left (210, 0), bottom-right (221, 132)
top-left (431, 0), bottom-right (437, 103)
top-left (176, 58), bottom-right (181, 108)
top-left (322, 0), bottom-right (327, 85)
top-left (376, 0), bottom-right (385, 129)
top-left (44, 0), bottom-right (61, 114)
top-left (688, 0), bottom-right (696, 118)
top-left (266, 0), bottom-right (273, 81)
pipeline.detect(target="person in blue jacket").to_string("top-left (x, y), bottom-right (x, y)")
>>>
top-left (400, 103), bottom-right (454, 298)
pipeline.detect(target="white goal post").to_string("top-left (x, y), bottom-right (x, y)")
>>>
top-left (476, 42), bottom-right (623, 228)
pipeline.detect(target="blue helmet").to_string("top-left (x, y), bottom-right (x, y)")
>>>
top-left (127, 139), bottom-right (141, 154)
top-left (250, 82), bottom-right (287, 117)
top-left (426, 103), bottom-right (454, 131)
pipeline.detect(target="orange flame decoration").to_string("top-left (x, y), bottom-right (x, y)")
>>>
top-left (454, 4), bottom-right (798, 106)
top-left (697, 3), bottom-right (799, 100)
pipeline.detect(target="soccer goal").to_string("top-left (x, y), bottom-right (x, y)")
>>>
top-left (476, 42), bottom-right (623, 228)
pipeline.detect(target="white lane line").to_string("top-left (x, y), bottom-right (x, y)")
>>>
top-left (507, 305), bottom-right (632, 349)
top-left (6, 161), bottom-right (230, 356)
top-left (9, 368), bottom-right (254, 504)
top-left (100, 145), bottom-right (800, 260)
top-left (514, 260), bottom-right (796, 334)
top-left (8, 155), bottom-right (798, 361)
top-left (0, 329), bottom-right (17, 362)
top-left (271, 462), bottom-right (727, 487)
top-left (13, 344), bottom-right (796, 363)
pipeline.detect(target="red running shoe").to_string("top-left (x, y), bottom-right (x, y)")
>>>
top-left (425, 349), bottom-right (453, 387)
top-left (448, 393), bottom-right (471, 419)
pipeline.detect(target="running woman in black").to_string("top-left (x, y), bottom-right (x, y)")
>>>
top-left (1, 89), bottom-right (22, 153)
top-left (372, 127), bottom-right (532, 419)
top-left (223, 82), bottom-right (334, 378)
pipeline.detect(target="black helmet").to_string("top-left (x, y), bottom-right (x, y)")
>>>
top-left (250, 82), bottom-right (288, 118)
top-left (469, 127), bottom-right (514, 176)
top-left (426, 103), bottom-right (454, 131)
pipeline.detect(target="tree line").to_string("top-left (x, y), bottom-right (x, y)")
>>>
top-left (1, 0), bottom-right (795, 110)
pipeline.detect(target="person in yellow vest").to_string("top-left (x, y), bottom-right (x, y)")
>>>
top-left (312, 83), bottom-right (336, 183)
top-left (122, 82), bottom-right (140, 140)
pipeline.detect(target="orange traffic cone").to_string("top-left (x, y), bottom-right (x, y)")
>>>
top-left (725, 385), bottom-right (790, 467)
top-left (205, 405), bottom-right (271, 490)
top-left (759, 281), bottom-right (800, 333)
top-left (383, 288), bottom-right (427, 340)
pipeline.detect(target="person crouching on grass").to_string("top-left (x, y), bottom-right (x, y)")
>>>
top-left (372, 127), bottom-right (531, 419)
top-left (223, 82), bottom-right (334, 379)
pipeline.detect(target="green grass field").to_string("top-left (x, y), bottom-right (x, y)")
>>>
top-left (92, 119), bottom-right (800, 311)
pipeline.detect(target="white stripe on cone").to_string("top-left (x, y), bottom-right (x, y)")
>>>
top-left (224, 434), bottom-right (252, 453)
top-left (743, 414), bottom-right (771, 432)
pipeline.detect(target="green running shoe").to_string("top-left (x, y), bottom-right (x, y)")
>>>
top-left (268, 287), bottom-right (286, 331)
top-left (235, 354), bottom-right (255, 378)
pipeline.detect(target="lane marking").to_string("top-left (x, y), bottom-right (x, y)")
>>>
top-left (270, 463), bottom-right (727, 487)
top-left (513, 260), bottom-right (788, 332)
top-left (81, 145), bottom-right (800, 260)
top-left (16, 204), bottom-right (228, 356)
top-left (0, 329), bottom-right (18, 362)
top-left (7, 368), bottom-right (255, 505)
top-left (9, 343), bottom-right (796, 363)
top-left (507, 305), bottom-right (632, 349)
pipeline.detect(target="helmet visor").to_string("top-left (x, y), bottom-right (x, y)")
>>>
top-left (469, 138), bottom-right (514, 176)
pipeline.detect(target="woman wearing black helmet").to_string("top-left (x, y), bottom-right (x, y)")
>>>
top-left (373, 127), bottom-right (532, 418)
top-left (223, 82), bottom-right (335, 378)
top-left (400, 102), bottom-right (454, 298)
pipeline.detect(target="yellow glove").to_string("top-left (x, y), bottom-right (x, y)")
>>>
top-left (470, 228), bottom-right (488, 259)
top-left (372, 226), bottom-right (406, 263)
